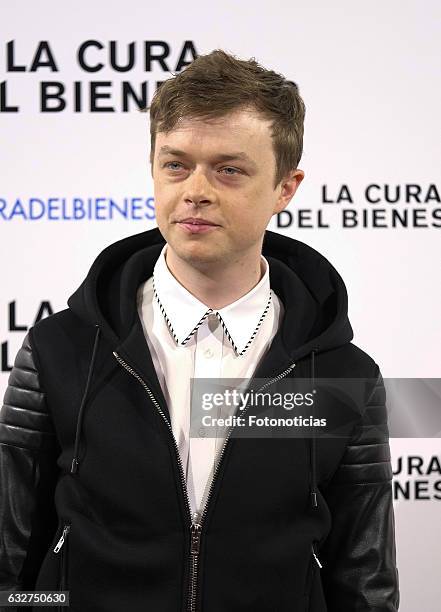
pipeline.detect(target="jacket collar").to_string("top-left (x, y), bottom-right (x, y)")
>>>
top-left (151, 244), bottom-right (272, 356)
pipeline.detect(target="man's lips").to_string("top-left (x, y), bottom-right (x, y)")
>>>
top-left (175, 218), bottom-right (221, 234)
top-left (176, 218), bottom-right (220, 226)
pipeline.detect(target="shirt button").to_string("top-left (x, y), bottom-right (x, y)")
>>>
top-left (204, 348), bottom-right (214, 359)
top-left (207, 313), bottom-right (219, 332)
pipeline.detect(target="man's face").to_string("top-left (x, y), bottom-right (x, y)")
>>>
top-left (151, 106), bottom-right (304, 269)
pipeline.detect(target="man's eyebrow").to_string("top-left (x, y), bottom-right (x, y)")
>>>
top-left (158, 146), bottom-right (257, 167)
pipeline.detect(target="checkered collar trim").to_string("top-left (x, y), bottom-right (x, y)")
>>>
top-left (152, 245), bottom-right (272, 357)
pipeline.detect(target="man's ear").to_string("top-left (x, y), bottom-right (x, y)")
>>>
top-left (273, 169), bottom-right (305, 215)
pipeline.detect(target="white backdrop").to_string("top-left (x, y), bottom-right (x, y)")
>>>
top-left (1, 1), bottom-right (440, 609)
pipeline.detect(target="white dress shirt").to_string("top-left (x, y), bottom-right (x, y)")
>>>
top-left (137, 244), bottom-right (284, 520)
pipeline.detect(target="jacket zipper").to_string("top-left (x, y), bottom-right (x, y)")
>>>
top-left (53, 523), bottom-right (71, 611)
top-left (113, 350), bottom-right (295, 612)
top-left (304, 542), bottom-right (322, 605)
top-left (53, 524), bottom-right (70, 555)
top-left (311, 542), bottom-right (322, 569)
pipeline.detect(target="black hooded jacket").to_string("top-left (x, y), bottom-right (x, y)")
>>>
top-left (0, 227), bottom-right (399, 611)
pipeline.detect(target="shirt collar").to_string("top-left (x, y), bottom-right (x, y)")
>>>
top-left (152, 244), bottom-right (272, 356)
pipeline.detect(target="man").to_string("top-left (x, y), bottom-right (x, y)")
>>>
top-left (0, 49), bottom-right (399, 611)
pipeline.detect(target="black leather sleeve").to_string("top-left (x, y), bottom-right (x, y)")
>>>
top-left (0, 330), bottom-right (59, 603)
top-left (320, 366), bottom-right (400, 611)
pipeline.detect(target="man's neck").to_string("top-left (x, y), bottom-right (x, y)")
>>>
top-left (164, 247), bottom-right (265, 310)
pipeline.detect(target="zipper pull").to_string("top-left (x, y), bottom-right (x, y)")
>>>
top-left (190, 523), bottom-right (202, 555)
top-left (53, 525), bottom-right (71, 553)
top-left (312, 543), bottom-right (323, 569)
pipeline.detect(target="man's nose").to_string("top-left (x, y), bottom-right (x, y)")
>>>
top-left (183, 168), bottom-right (215, 207)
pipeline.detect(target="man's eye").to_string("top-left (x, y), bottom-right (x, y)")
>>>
top-left (219, 167), bottom-right (241, 175)
top-left (164, 161), bottom-right (183, 171)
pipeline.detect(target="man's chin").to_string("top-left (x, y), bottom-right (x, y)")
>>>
top-left (168, 241), bottom-right (228, 268)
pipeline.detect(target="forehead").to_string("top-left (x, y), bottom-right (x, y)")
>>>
top-left (155, 107), bottom-right (274, 153)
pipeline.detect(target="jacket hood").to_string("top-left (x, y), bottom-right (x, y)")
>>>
top-left (67, 226), bottom-right (353, 361)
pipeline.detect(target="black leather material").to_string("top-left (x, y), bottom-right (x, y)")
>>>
top-left (0, 332), bottom-right (59, 608)
top-left (320, 368), bottom-right (400, 611)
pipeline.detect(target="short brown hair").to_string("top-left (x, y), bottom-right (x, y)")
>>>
top-left (146, 49), bottom-right (305, 189)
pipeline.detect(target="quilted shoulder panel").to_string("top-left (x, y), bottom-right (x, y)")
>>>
top-left (332, 371), bottom-right (393, 485)
top-left (0, 332), bottom-right (56, 452)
